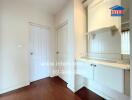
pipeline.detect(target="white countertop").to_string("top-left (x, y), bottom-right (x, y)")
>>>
top-left (78, 58), bottom-right (130, 70)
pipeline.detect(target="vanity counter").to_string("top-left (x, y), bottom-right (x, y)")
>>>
top-left (78, 58), bottom-right (130, 70)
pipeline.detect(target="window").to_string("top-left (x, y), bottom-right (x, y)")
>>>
top-left (121, 30), bottom-right (130, 54)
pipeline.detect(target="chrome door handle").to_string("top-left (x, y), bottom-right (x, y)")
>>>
top-left (93, 64), bottom-right (96, 67)
top-left (91, 64), bottom-right (96, 67)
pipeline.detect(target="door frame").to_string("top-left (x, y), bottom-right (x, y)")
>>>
top-left (55, 20), bottom-right (68, 77)
top-left (28, 22), bottom-right (51, 83)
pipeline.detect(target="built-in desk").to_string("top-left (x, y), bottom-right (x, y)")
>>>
top-left (75, 58), bottom-right (130, 99)
top-left (78, 58), bottom-right (130, 70)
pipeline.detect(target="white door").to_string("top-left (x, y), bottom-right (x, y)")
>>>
top-left (30, 25), bottom-right (51, 82)
top-left (57, 23), bottom-right (68, 82)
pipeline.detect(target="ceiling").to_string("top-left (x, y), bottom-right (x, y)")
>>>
top-left (24, 0), bottom-right (69, 14)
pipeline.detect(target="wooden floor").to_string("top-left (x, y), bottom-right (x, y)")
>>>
top-left (76, 87), bottom-right (105, 100)
top-left (0, 77), bottom-right (105, 100)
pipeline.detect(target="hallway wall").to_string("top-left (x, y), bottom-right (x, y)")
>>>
top-left (55, 0), bottom-right (75, 91)
top-left (0, 0), bottom-right (55, 94)
top-left (130, 0), bottom-right (132, 99)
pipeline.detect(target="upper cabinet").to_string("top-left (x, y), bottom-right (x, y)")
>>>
top-left (88, 0), bottom-right (121, 33)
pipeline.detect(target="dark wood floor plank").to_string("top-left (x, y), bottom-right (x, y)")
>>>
top-left (75, 87), bottom-right (105, 100)
top-left (0, 77), bottom-right (105, 100)
top-left (0, 77), bottom-right (81, 100)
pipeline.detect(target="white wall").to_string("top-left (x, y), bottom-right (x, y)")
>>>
top-left (55, 0), bottom-right (86, 91)
top-left (74, 0), bottom-right (86, 59)
top-left (74, 0), bottom-right (87, 92)
top-left (0, 0), bottom-right (2, 91)
top-left (0, 0), bottom-right (55, 94)
top-left (0, 0), bottom-right (86, 93)
top-left (130, 0), bottom-right (132, 99)
top-left (55, 0), bottom-right (75, 91)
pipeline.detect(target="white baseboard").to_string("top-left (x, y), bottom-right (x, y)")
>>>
top-left (75, 85), bottom-right (84, 92)
top-left (86, 83), bottom-right (113, 100)
top-left (74, 79), bottom-right (130, 100)
top-left (54, 75), bottom-right (76, 93)
top-left (74, 74), bottom-right (130, 100)
top-left (86, 80), bottom-right (130, 100)
top-left (0, 81), bottom-right (30, 94)
top-left (50, 72), bottom-right (59, 78)
top-left (67, 83), bottom-right (75, 93)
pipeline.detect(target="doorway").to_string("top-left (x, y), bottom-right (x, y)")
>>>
top-left (29, 24), bottom-right (51, 82)
top-left (57, 22), bottom-right (69, 82)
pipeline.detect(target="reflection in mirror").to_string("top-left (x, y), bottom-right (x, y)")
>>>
top-left (121, 0), bottom-right (130, 96)
top-left (121, 0), bottom-right (130, 64)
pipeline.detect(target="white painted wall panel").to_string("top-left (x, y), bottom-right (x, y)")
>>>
top-left (55, 0), bottom-right (75, 91)
top-left (130, 0), bottom-right (132, 98)
top-left (74, 0), bottom-right (86, 59)
top-left (0, 0), bottom-right (55, 94)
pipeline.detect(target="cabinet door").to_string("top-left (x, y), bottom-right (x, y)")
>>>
top-left (94, 65), bottom-right (124, 93)
top-left (76, 61), bottom-right (94, 80)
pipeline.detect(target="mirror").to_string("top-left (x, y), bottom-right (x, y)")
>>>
top-left (86, 0), bottom-right (130, 64)
top-left (121, 0), bottom-right (130, 64)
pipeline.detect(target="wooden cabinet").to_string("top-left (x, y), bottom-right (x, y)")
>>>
top-left (76, 60), bottom-right (130, 95)
top-left (76, 61), bottom-right (93, 80)
top-left (94, 64), bottom-right (124, 93)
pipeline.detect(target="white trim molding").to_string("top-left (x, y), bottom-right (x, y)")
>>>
top-left (0, 81), bottom-right (30, 94)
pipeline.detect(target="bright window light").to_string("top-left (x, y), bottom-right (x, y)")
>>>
top-left (121, 30), bottom-right (130, 54)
